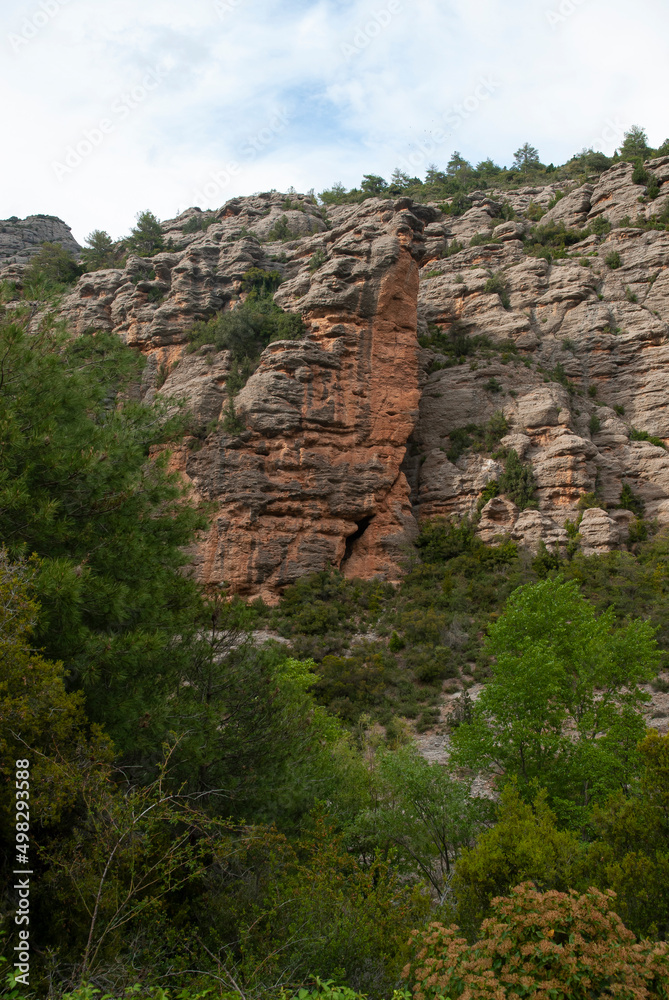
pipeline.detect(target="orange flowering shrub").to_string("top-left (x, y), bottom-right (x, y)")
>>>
top-left (402, 883), bottom-right (669, 1000)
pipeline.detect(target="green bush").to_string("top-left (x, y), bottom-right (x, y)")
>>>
top-left (182, 213), bottom-right (216, 234)
top-left (619, 482), bottom-right (645, 517)
top-left (630, 426), bottom-right (666, 449)
top-left (309, 248), bottom-right (328, 271)
top-left (187, 270), bottom-right (304, 394)
top-left (22, 242), bottom-right (83, 297)
top-left (589, 413), bottom-right (601, 434)
top-left (606, 249), bottom-right (622, 268)
top-left (267, 214), bottom-right (298, 241)
top-left (483, 272), bottom-right (510, 309)
top-left (577, 491), bottom-right (600, 510)
top-left (449, 786), bottom-right (582, 934)
top-left (498, 449), bottom-right (536, 510)
top-left (633, 161), bottom-right (650, 185)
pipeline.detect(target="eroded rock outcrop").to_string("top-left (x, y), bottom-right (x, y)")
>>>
top-left (405, 161), bottom-right (669, 555)
top-left (13, 156), bottom-right (669, 594)
top-left (0, 214), bottom-right (81, 267)
top-left (181, 198), bottom-right (433, 600)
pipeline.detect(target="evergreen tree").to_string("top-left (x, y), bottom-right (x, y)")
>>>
top-left (619, 125), bottom-right (652, 162)
top-left (0, 304), bottom-right (204, 757)
top-left (81, 229), bottom-right (117, 271)
top-left (513, 142), bottom-right (542, 171)
top-left (126, 209), bottom-right (164, 257)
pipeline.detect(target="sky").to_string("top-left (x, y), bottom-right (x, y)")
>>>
top-left (2, 0), bottom-right (668, 245)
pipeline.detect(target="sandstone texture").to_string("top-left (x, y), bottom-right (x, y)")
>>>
top-left (21, 157), bottom-right (669, 596)
top-left (52, 193), bottom-right (433, 600)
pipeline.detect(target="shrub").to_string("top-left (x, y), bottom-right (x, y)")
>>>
top-left (187, 270), bottom-right (304, 393)
top-left (589, 413), bottom-right (602, 435)
top-left (589, 214), bottom-right (612, 235)
top-left (630, 426), bottom-right (666, 449)
top-left (402, 883), bottom-right (669, 1000)
top-left (605, 249), bottom-right (622, 269)
top-left (477, 479), bottom-right (499, 512)
top-left (470, 233), bottom-right (500, 247)
top-left (449, 786), bottom-right (582, 935)
top-left (498, 449), bottom-right (536, 510)
top-left (309, 248), bottom-right (328, 271)
top-left (578, 491), bottom-right (601, 510)
top-left (626, 286), bottom-right (639, 303)
top-left (182, 213), bottom-right (215, 234)
top-left (620, 482), bottom-right (645, 518)
top-left (22, 241), bottom-right (83, 297)
top-left (484, 377), bottom-right (502, 394)
top-left (419, 322), bottom-right (493, 363)
top-left (267, 214), bottom-right (297, 241)
top-left (633, 161), bottom-right (650, 185)
top-left (416, 517), bottom-right (477, 562)
top-left (440, 238), bottom-right (465, 257)
top-left (483, 272), bottom-right (510, 309)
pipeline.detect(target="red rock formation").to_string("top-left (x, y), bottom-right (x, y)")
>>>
top-left (184, 199), bottom-right (433, 601)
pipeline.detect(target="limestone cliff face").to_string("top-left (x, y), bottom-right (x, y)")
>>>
top-left (6, 157), bottom-right (669, 593)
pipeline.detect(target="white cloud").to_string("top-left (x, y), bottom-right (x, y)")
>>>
top-left (1, 0), bottom-right (667, 244)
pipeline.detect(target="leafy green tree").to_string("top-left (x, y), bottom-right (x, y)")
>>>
top-left (350, 745), bottom-right (490, 897)
top-left (0, 550), bottom-right (108, 832)
top-left (81, 229), bottom-right (117, 271)
top-left (620, 125), bottom-right (652, 162)
top-left (582, 731), bottom-right (669, 939)
top-left (450, 577), bottom-right (660, 824)
top-left (126, 209), bottom-right (164, 257)
top-left (513, 143), bottom-right (541, 171)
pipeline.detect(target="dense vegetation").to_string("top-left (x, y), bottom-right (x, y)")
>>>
top-left (319, 126), bottom-right (669, 210)
top-left (2, 135), bottom-right (669, 998)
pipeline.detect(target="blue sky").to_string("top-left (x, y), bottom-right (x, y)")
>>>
top-left (2, 0), bottom-right (668, 244)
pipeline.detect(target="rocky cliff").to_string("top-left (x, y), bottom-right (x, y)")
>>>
top-left (4, 159), bottom-right (669, 599)
top-left (0, 214), bottom-right (81, 267)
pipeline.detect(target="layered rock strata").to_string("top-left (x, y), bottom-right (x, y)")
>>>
top-left (53, 194), bottom-right (433, 600)
top-left (6, 157), bottom-right (669, 593)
